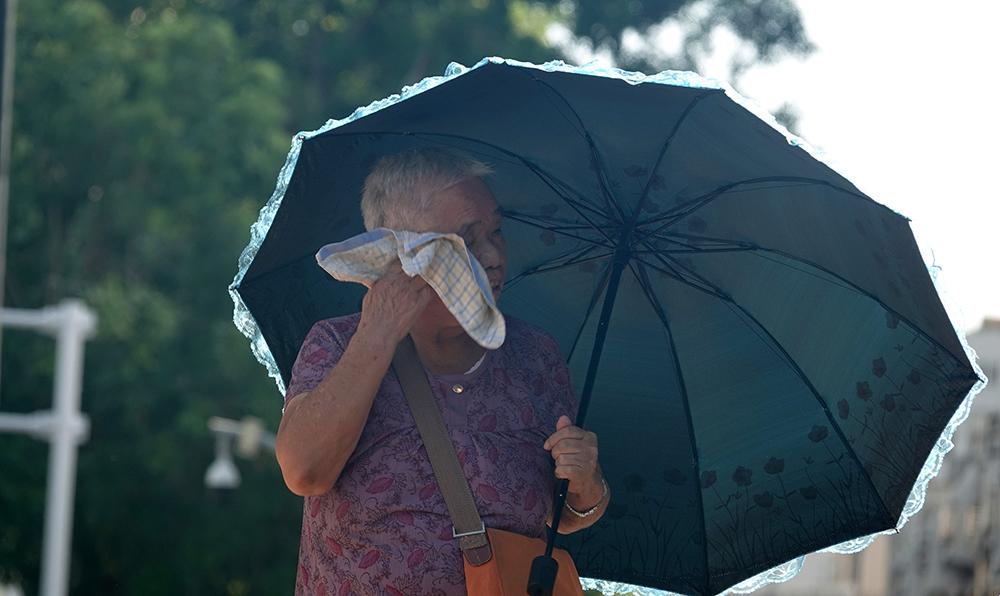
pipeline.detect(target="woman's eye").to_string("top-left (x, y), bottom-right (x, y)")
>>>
top-left (492, 228), bottom-right (503, 237)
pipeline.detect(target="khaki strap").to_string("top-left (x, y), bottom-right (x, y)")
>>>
top-left (392, 335), bottom-right (492, 565)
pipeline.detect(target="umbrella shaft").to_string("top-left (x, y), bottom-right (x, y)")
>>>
top-left (575, 243), bottom-right (630, 425)
top-left (546, 241), bottom-right (628, 525)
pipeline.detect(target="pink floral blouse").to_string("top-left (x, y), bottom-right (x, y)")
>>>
top-left (283, 313), bottom-right (578, 595)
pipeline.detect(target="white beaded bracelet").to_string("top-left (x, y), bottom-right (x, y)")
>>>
top-left (564, 478), bottom-right (609, 518)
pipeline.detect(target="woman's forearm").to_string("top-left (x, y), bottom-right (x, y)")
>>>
top-left (275, 322), bottom-right (396, 496)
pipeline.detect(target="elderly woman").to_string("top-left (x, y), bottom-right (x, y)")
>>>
top-left (275, 147), bottom-right (609, 595)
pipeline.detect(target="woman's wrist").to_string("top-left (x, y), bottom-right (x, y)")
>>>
top-left (355, 317), bottom-right (403, 352)
top-left (566, 476), bottom-right (608, 517)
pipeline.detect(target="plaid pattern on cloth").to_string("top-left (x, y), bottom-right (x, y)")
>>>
top-left (315, 228), bottom-right (506, 349)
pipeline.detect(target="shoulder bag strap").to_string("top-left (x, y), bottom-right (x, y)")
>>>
top-left (392, 335), bottom-right (493, 565)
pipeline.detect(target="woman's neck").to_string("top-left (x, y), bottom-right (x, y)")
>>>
top-left (409, 326), bottom-right (485, 375)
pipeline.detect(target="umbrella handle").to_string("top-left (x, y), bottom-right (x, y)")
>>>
top-left (547, 478), bottom-right (570, 555)
top-left (527, 478), bottom-right (570, 595)
top-left (527, 555), bottom-right (559, 596)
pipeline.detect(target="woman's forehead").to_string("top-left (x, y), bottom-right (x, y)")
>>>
top-left (425, 178), bottom-right (501, 231)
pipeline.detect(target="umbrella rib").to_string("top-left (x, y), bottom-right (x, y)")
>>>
top-left (515, 72), bottom-right (589, 139)
top-left (503, 245), bottom-right (611, 290)
top-left (748, 247), bottom-right (976, 369)
top-left (747, 249), bottom-right (868, 295)
top-left (633, 231), bottom-right (765, 256)
top-left (701, 180), bottom-right (818, 196)
top-left (632, 247), bottom-right (756, 255)
top-left (565, 260), bottom-right (614, 366)
top-left (628, 260), bottom-right (712, 594)
top-left (518, 73), bottom-right (627, 223)
top-left (325, 130), bottom-right (614, 227)
top-left (402, 130), bottom-right (613, 222)
top-left (642, 230), bottom-right (754, 246)
top-left (502, 211), bottom-right (613, 248)
top-left (546, 223), bottom-right (616, 232)
top-left (641, 175), bottom-right (871, 226)
top-left (501, 208), bottom-right (619, 234)
top-left (633, 253), bottom-right (731, 302)
top-left (651, 249), bottom-right (897, 529)
top-left (528, 163), bottom-right (616, 224)
top-left (634, 176), bottom-right (877, 244)
top-left (631, 90), bottom-right (723, 222)
top-left (633, 232), bottom-right (704, 251)
top-left (637, 229), bottom-right (756, 251)
top-left (661, 234), bottom-right (973, 369)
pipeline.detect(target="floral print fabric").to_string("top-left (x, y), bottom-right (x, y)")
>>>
top-left (284, 313), bottom-right (578, 595)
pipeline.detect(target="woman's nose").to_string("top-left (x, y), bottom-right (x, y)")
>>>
top-left (476, 238), bottom-right (504, 270)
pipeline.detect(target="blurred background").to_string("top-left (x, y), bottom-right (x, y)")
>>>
top-left (0, 0), bottom-right (995, 594)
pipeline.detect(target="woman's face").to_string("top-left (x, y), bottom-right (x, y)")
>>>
top-left (409, 176), bottom-right (507, 333)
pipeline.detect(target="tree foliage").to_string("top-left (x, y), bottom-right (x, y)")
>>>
top-left (0, 1), bottom-right (810, 593)
top-left (574, 0), bottom-right (812, 73)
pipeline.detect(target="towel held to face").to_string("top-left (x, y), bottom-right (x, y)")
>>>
top-left (315, 228), bottom-right (506, 349)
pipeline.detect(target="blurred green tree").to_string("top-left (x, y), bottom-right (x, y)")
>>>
top-left (1, 1), bottom-right (295, 594)
top-left (0, 0), bottom-right (811, 594)
top-left (93, 0), bottom-right (812, 129)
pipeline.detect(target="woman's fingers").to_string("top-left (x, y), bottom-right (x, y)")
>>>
top-left (554, 452), bottom-right (595, 467)
top-left (360, 262), bottom-right (435, 341)
top-left (554, 457), bottom-right (591, 480)
top-left (543, 426), bottom-right (593, 451)
top-left (550, 440), bottom-right (598, 459)
top-left (545, 418), bottom-right (602, 490)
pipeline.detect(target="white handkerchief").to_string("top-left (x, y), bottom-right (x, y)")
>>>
top-left (315, 228), bottom-right (506, 349)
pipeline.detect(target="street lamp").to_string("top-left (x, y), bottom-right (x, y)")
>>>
top-left (204, 416), bottom-right (275, 490)
top-left (205, 432), bottom-right (241, 490)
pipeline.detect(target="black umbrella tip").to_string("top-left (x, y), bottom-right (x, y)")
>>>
top-left (527, 555), bottom-right (559, 596)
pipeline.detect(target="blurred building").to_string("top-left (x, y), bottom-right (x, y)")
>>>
top-left (753, 318), bottom-right (998, 596)
top-left (749, 535), bottom-right (892, 596)
top-left (889, 318), bottom-right (999, 596)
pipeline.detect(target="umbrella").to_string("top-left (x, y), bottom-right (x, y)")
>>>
top-left (229, 58), bottom-right (986, 595)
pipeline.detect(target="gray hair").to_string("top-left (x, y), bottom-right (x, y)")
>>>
top-left (360, 147), bottom-right (494, 230)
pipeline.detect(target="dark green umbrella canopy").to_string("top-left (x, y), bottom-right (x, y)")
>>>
top-left (230, 58), bottom-right (985, 595)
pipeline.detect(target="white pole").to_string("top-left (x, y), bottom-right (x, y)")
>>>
top-left (0, 0), bottom-right (20, 404)
top-left (38, 300), bottom-right (94, 596)
top-left (0, 300), bottom-right (95, 596)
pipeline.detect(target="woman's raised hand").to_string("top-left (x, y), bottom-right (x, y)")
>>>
top-left (358, 260), bottom-right (435, 345)
top-left (544, 415), bottom-right (606, 512)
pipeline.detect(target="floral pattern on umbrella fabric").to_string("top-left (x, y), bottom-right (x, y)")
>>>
top-left (578, 308), bottom-right (985, 596)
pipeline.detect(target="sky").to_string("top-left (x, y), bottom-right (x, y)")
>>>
top-left (552, 1), bottom-right (999, 337)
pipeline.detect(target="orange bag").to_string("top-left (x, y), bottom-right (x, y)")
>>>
top-left (463, 528), bottom-right (583, 596)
